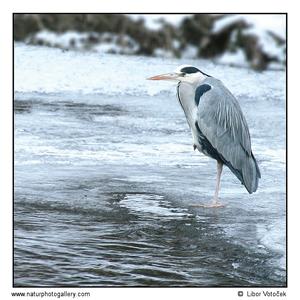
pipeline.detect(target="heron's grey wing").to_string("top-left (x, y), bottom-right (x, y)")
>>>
top-left (196, 80), bottom-right (260, 193)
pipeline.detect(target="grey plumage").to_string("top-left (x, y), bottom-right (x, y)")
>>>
top-left (148, 65), bottom-right (260, 205)
top-left (178, 77), bottom-right (261, 193)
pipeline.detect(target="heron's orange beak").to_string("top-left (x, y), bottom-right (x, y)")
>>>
top-left (147, 73), bottom-right (179, 81)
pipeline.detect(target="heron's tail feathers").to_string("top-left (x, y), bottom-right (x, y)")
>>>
top-left (242, 153), bottom-right (261, 194)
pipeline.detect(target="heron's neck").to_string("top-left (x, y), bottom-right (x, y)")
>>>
top-left (176, 82), bottom-right (199, 129)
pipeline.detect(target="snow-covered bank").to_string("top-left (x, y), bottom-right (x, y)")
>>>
top-left (14, 14), bottom-right (286, 70)
top-left (213, 15), bottom-right (286, 69)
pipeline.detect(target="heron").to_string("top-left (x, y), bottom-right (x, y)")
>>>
top-left (148, 65), bottom-right (261, 207)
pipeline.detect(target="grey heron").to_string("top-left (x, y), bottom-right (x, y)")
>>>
top-left (148, 65), bottom-right (261, 207)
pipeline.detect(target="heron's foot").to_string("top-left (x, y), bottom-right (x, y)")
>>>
top-left (190, 199), bottom-right (225, 208)
top-left (193, 144), bottom-right (197, 151)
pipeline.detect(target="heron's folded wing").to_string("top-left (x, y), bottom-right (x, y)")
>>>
top-left (197, 83), bottom-right (251, 158)
top-left (196, 82), bottom-right (261, 192)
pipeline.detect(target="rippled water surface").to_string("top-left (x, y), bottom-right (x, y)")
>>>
top-left (14, 44), bottom-right (286, 286)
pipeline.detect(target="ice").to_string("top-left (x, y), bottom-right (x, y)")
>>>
top-left (259, 148), bottom-right (286, 165)
top-left (119, 193), bottom-right (192, 219)
top-left (14, 43), bottom-right (285, 101)
top-left (257, 220), bottom-right (286, 255)
top-left (14, 43), bottom-right (174, 97)
top-left (257, 219), bottom-right (286, 270)
top-left (14, 45), bottom-right (286, 284)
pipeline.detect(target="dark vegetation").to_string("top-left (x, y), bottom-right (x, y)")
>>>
top-left (14, 14), bottom-right (286, 70)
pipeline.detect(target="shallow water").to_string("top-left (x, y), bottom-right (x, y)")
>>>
top-left (14, 43), bottom-right (286, 286)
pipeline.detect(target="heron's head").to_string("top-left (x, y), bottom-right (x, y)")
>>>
top-left (147, 65), bottom-right (210, 84)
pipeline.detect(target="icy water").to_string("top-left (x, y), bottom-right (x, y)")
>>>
top-left (14, 43), bottom-right (286, 287)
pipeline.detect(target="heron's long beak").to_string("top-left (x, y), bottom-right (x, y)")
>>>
top-left (147, 73), bottom-right (179, 81)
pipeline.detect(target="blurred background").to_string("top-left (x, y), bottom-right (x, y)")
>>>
top-left (14, 13), bottom-right (286, 71)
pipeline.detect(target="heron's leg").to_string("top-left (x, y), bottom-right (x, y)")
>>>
top-left (196, 162), bottom-right (224, 208)
top-left (190, 161), bottom-right (225, 208)
top-left (212, 161), bottom-right (223, 205)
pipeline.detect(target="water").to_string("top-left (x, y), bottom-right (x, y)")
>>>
top-left (14, 43), bottom-right (286, 286)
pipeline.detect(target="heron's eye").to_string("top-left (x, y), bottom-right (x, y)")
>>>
top-left (181, 73), bottom-right (186, 77)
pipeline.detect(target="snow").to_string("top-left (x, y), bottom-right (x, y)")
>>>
top-left (181, 45), bottom-right (198, 59)
top-left (244, 16), bottom-right (286, 60)
top-left (28, 30), bottom-right (139, 54)
top-left (32, 30), bottom-right (89, 49)
top-left (153, 48), bottom-right (174, 58)
top-left (213, 14), bottom-right (286, 39)
top-left (128, 14), bottom-right (191, 30)
top-left (215, 49), bottom-right (248, 67)
top-left (213, 15), bottom-right (286, 62)
top-left (24, 15), bottom-right (285, 68)
top-left (14, 43), bottom-right (286, 99)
